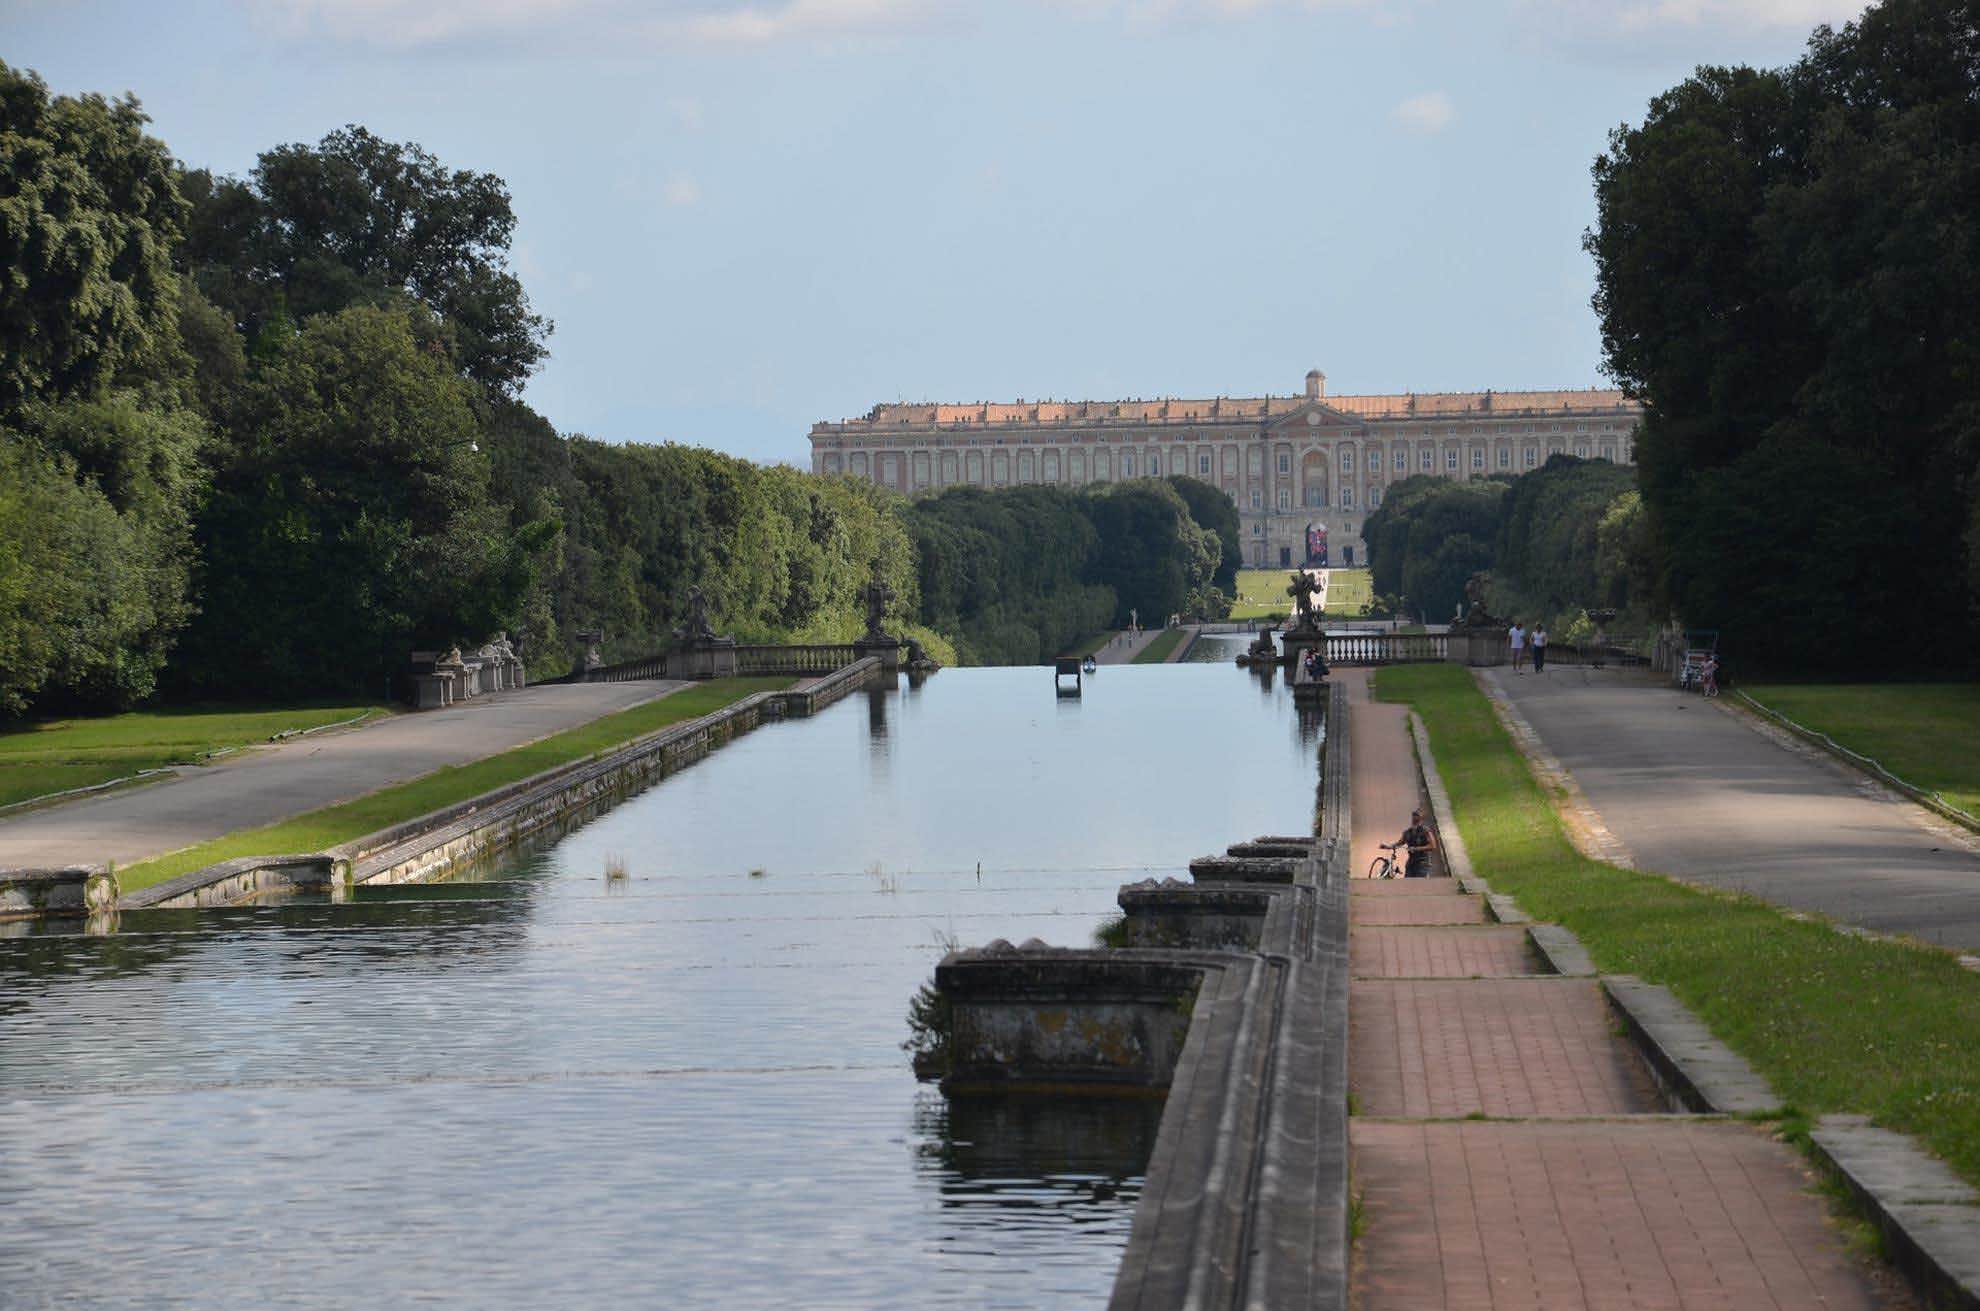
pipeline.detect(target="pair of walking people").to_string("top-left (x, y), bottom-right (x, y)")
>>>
top-left (1508, 621), bottom-right (1548, 673)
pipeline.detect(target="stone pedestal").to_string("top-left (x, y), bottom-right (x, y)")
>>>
top-left (412, 674), bottom-right (453, 709)
top-left (1280, 627), bottom-right (1323, 673)
top-left (1445, 628), bottom-right (1509, 667)
top-left (854, 636), bottom-right (903, 671)
top-left (666, 638), bottom-right (738, 680)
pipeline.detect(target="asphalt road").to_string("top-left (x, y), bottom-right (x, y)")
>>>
top-left (1488, 665), bottom-right (1980, 951)
top-left (0, 681), bottom-right (683, 872)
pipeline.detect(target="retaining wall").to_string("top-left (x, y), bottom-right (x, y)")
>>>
top-left (927, 680), bottom-right (1353, 1309)
top-left (120, 661), bottom-right (884, 911)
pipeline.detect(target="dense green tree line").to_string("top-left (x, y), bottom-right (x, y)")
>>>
top-left (0, 63), bottom-right (1228, 715)
top-left (903, 477), bottom-right (1224, 665)
top-left (1362, 457), bottom-right (1651, 641)
top-left (1586, 0), bottom-right (1980, 672)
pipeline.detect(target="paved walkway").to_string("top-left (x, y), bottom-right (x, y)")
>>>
top-left (1485, 666), bottom-right (1980, 952)
top-left (1340, 671), bottom-right (1904, 1309)
top-left (0, 681), bottom-right (684, 871)
top-left (1090, 629), bottom-right (1167, 664)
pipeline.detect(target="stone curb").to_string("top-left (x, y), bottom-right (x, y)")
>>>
top-left (1527, 923), bottom-right (1596, 976)
top-left (1600, 976), bottom-right (1783, 1115)
top-left (1808, 1115), bottom-right (1980, 1311)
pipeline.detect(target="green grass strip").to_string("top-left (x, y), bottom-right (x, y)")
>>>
top-left (1374, 663), bottom-right (1980, 1188)
top-left (115, 678), bottom-right (792, 894)
top-left (1132, 630), bottom-right (1187, 663)
top-left (1741, 683), bottom-right (1980, 819)
top-left (0, 703), bottom-right (389, 809)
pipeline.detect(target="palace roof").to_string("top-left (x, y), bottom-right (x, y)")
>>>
top-left (814, 387), bottom-right (1636, 432)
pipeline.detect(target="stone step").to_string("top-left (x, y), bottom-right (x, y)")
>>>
top-left (1349, 978), bottom-right (1662, 1118)
top-left (1349, 925), bottom-right (1544, 979)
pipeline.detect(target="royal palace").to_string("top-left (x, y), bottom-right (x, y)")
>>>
top-left (809, 370), bottom-right (1642, 568)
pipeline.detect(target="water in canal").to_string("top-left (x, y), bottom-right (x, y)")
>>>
top-left (0, 657), bottom-right (1316, 1309)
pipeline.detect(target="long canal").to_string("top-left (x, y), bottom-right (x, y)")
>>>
top-left (1, 649), bottom-right (1316, 1308)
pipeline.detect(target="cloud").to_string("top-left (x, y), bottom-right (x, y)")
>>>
top-left (247, 0), bottom-right (1394, 49)
top-left (245, 0), bottom-right (947, 50)
top-left (673, 0), bottom-right (946, 43)
top-left (1595, 0), bottom-right (1866, 30)
top-left (1515, 0), bottom-right (1871, 56)
top-left (663, 173), bottom-right (703, 207)
top-left (1391, 90), bottom-right (1454, 134)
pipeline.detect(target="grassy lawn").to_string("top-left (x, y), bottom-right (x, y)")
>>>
top-left (1132, 630), bottom-right (1187, 663)
top-left (1229, 567), bottom-right (1374, 620)
top-left (114, 678), bottom-right (792, 894)
top-left (1740, 683), bottom-right (1980, 818)
top-left (1231, 569), bottom-right (1292, 620)
top-left (1374, 663), bottom-right (1980, 1188)
top-left (0, 704), bottom-right (388, 810)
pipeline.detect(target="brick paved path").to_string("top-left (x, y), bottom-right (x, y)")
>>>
top-left (1335, 669), bottom-right (1904, 1309)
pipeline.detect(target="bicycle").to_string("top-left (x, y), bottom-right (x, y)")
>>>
top-left (1367, 842), bottom-right (1405, 880)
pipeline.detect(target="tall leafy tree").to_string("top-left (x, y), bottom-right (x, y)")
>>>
top-left (0, 62), bottom-right (187, 419)
top-left (1586, 0), bottom-right (1980, 669)
top-left (182, 127), bottom-right (550, 396)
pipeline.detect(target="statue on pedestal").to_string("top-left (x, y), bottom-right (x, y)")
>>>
top-left (673, 587), bottom-right (718, 645)
top-left (1286, 570), bottom-right (1322, 631)
top-left (858, 573), bottom-right (897, 643)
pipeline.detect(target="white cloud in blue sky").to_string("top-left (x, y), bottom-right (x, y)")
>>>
top-left (1390, 90), bottom-right (1453, 133)
top-left (7, 0), bottom-right (1873, 463)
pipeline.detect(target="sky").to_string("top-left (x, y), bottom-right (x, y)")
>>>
top-left (6, 0), bottom-right (1869, 465)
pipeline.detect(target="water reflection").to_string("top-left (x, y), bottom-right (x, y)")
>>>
top-left (0, 662), bottom-right (1317, 1310)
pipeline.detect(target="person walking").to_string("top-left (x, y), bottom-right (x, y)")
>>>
top-left (1531, 624), bottom-right (1548, 673)
top-left (1509, 621), bottom-right (1526, 673)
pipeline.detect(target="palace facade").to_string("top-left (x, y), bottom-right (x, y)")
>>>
top-left (809, 371), bottom-right (1642, 569)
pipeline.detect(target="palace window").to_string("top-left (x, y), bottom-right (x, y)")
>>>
top-left (1147, 454), bottom-right (1161, 476)
top-left (1370, 486), bottom-right (1383, 507)
top-left (1394, 449), bottom-right (1407, 472)
top-left (1198, 453), bottom-right (1212, 475)
top-left (1367, 450), bottom-right (1380, 472)
top-left (1497, 448), bottom-right (1511, 469)
top-left (1122, 453), bottom-right (1135, 477)
top-left (1278, 488), bottom-right (1290, 510)
top-left (1307, 487), bottom-right (1326, 508)
top-left (1420, 450), bottom-right (1434, 471)
top-left (1277, 453), bottom-right (1291, 474)
top-left (1524, 447), bottom-right (1537, 468)
top-left (1445, 450), bottom-right (1460, 471)
top-left (1341, 486), bottom-right (1355, 508)
top-left (1471, 449), bottom-right (1485, 470)
top-left (1575, 444), bottom-right (1589, 459)
top-left (1250, 490), bottom-right (1262, 509)
top-left (1599, 446), bottom-right (1613, 462)
top-left (1340, 449), bottom-right (1354, 471)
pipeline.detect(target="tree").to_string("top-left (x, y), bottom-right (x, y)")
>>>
top-left (181, 127), bottom-right (551, 396)
top-left (1167, 475), bottom-right (1242, 590)
top-left (0, 62), bottom-right (187, 420)
top-left (179, 306), bottom-right (527, 694)
top-left (1362, 476), bottom-right (1506, 621)
top-left (1586, 0), bottom-right (1980, 669)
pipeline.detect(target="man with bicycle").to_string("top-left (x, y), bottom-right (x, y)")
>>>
top-left (1387, 809), bottom-right (1437, 878)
